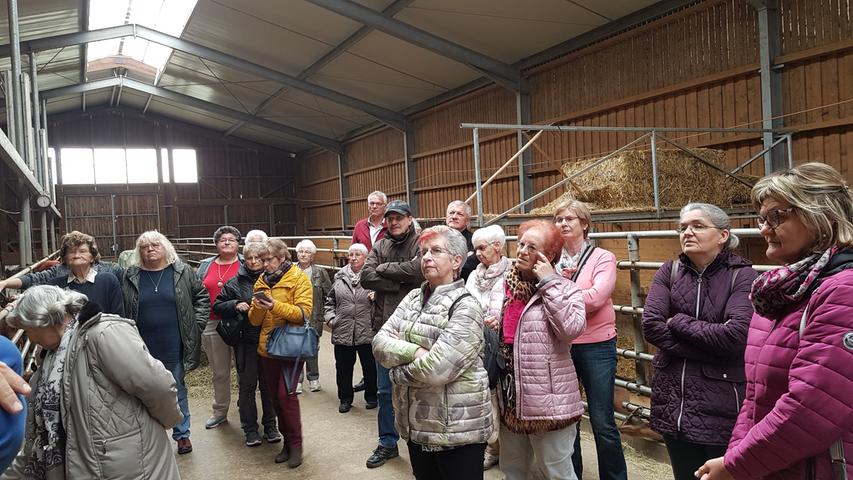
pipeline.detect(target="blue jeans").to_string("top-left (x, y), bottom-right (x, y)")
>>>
top-left (165, 361), bottom-right (191, 440)
top-left (571, 338), bottom-right (627, 480)
top-left (375, 360), bottom-right (399, 448)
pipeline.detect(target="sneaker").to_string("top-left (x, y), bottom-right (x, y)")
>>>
top-left (177, 438), bottom-right (193, 455)
top-left (353, 378), bottom-right (366, 392)
top-left (245, 431), bottom-right (262, 447)
top-left (287, 446), bottom-right (303, 468)
top-left (365, 401), bottom-right (378, 410)
top-left (264, 428), bottom-right (282, 444)
top-left (366, 445), bottom-right (398, 468)
top-left (339, 402), bottom-right (352, 413)
top-left (483, 451), bottom-right (499, 470)
top-left (274, 445), bottom-right (289, 464)
top-left (205, 416), bottom-right (227, 429)
top-left (309, 379), bottom-right (321, 392)
top-left (295, 382), bottom-right (303, 395)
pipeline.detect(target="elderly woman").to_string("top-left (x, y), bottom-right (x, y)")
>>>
top-left (697, 163), bottom-right (853, 480)
top-left (248, 238), bottom-right (312, 468)
top-left (40, 231), bottom-right (125, 316)
top-left (121, 230), bottom-right (208, 455)
top-left (324, 243), bottom-right (377, 413)
top-left (197, 225), bottom-right (242, 429)
top-left (2, 285), bottom-right (181, 479)
top-left (212, 241), bottom-right (281, 447)
top-left (552, 200), bottom-right (626, 480)
top-left (373, 226), bottom-right (492, 479)
top-left (295, 239), bottom-right (332, 394)
top-left (642, 203), bottom-right (758, 480)
top-left (464, 224), bottom-right (509, 471)
top-left (483, 219), bottom-right (586, 479)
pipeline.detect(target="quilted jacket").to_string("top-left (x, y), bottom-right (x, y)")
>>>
top-left (303, 265), bottom-right (332, 336)
top-left (325, 265), bottom-right (375, 347)
top-left (642, 250), bottom-right (758, 445)
top-left (248, 265), bottom-right (313, 358)
top-left (724, 266), bottom-right (853, 480)
top-left (373, 280), bottom-right (493, 448)
top-left (3, 306), bottom-right (181, 479)
top-left (360, 224), bottom-right (424, 332)
top-left (490, 274), bottom-right (587, 421)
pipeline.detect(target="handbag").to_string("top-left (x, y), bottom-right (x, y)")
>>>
top-left (266, 307), bottom-right (319, 361)
top-left (216, 312), bottom-right (246, 347)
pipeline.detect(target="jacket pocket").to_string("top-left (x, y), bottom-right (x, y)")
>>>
top-left (95, 428), bottom-right (144, 479)
top-left (652, 351), bottom-right (671, 369)
top-left (701, 364), bottom-right (746, 383)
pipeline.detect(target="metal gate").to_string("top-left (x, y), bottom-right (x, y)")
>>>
top-left (63, 193), bottom-right (160, 259)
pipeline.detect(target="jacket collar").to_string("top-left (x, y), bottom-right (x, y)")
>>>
top-left (678, 249), bottom-right (750, 275)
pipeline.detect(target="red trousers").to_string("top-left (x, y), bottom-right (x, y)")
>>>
top-left (260, 357), bottom-right (304, 449)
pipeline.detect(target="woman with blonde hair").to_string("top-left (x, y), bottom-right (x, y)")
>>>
top-left (697, 162), bottom-right (853, 480)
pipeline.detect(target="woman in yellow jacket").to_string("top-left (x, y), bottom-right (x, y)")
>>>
top-left (249, 238), bottom-right (313, 468)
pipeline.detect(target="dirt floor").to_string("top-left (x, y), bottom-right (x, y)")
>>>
top-left (177, 334), bottom-right (673, 479)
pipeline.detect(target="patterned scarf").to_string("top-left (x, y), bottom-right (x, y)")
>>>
top-left (751, 246), bottom-right (838, 318)
top-left (263, 261), bottom-right (292, 287)
top-left (471, 256), bottom-right (510, 294)
top-left (556, 241), bottom-right (590, 278)
top-left (24, 319), bottom-right (78, 480)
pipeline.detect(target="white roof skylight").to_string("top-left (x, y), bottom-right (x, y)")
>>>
top-left (87, 0), bottom-right (198, 82)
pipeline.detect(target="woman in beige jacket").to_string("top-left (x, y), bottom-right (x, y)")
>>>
top-left (2, 285), bottom-right (181, 480)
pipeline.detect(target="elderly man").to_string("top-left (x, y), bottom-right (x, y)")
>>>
top-left (352, 191), bottom-right (388, 251)
top-left (360, 199), bottom-right (425, 469)
top-left (445, 200), bottom-right (480, 281)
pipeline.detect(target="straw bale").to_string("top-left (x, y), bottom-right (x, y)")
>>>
top-left (531, 148), bottom-right (755, 215)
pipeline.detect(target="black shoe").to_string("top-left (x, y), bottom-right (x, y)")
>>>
top-left (353, 378), bottom-right (365, 393)
top-left (287, 446), bottom-right (303, 468)
top-left (366, 445), bottom-right (398, 468)
top-left (274, 445), bottom-right (290, 464)
top-left (177, 438), bottom-right (193, 455)
top-left (339, 402), bottom-right (352, 413)
top-left (365, 401), bottom-right (378, 410)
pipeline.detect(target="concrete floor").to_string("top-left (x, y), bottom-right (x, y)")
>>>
top-left (177, 334), bottom-right (672, 479)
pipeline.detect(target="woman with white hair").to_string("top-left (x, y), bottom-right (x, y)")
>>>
top-left (121, 230), bottom-right (209, 455)
top-left (325, 243), bottom-right (377, 413)
top-left (465, 224), bottom-right (509, 470)
top-left (295, 239), bottom-right (332, 394)
top-left (2, 285), bottom-right (181, 479)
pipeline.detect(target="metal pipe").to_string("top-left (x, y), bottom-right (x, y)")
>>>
top-left (40, 210), bottom-right (49, 258)
top-left (617, 348), bottom-right (654, 362)
top-left (473, 128), bottom-right (484, 226)
top-left (460, 123), bottom-right (794, 134)
top-left (614, 305), bottom-right (644, 315)
top-left (626, 234), bottom-right (649, 387)
top-left (49, 215), bottom-right (56, 252)
top-left (730, 135), bottom-right (787, 175)
top-left (623, 401), bottom-right (652, 420)
top-left (465, 128), bottom-right (545, 206)
top-left (785, 133), bottom-right (794, 168)
top-left (657, 134), bottom-right (755, 188)
top-left (6, 0), bottom-right (24, 152)
top-left (29, 52), bottom-right (43, 186)
top-left (615, 378), bottom-right (652, 396)
top-left (582, 401), bottom-right (630, 422)
top-left (650, 131), bottom-right (660, 216)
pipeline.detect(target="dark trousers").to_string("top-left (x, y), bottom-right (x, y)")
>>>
top-left (235, 342), bottom-right (276, 434)
top-left (334, 344), bottom-right (377, 404)
top-left (407, 442), bottom-right (487, 480)
top-left (261, 357), bottom-right (304, 449)
top-left (570, 338), bottom-right (628, 480)
top-left (663, 433), bottom-right (727, 480)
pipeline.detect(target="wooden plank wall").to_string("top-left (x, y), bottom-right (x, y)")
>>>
top-left (344, 128), bottom-right (406, 224)
top-left (296, 0), bottom-right (851, 232)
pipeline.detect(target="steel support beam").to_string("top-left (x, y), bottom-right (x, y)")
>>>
top-left (751, 0), bottom-right (786, 173)
top-left (403, 128), bottom-right (417, 214)
top-left (42, 78), bottom-right (344, 153)
top-left (516, 80), bottom-right (534, 213)
top-left (306, 0), bottom-right (520, 90)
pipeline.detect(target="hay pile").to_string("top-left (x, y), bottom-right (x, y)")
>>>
top-left (531, 148), bottom-right (755, 215)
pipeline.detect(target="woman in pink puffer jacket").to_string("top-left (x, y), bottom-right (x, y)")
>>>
top-left (485, 220), bottom-right (587, 480)
top-left (697, 163), bottom-right (853, 480)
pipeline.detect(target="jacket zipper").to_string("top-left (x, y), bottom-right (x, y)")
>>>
top-left (677, 273), bottom-right (702, 431)
top-left (733, 385), bottom-right (740, 415)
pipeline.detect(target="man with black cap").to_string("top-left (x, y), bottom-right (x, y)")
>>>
top-left (360, 199), bottom-right (424, 469)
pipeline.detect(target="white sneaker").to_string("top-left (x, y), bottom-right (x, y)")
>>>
top-left (309, 379), bottom-right (321, 392)
top-left (295, 382), bottom-right (303, 394)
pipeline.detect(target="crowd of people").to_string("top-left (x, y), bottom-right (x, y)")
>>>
top-left (0, 163), bottom-right (850, 479)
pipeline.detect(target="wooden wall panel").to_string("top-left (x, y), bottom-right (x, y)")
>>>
top-left (341, 129), bottom-right (406, 227)
top-left (298, 150), bottom-right (341, 231)
top-left (781, 0), bottom-right (853, 54)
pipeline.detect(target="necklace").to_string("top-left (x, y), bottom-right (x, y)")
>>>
top-left (216, 260), bottom-right (237, 287)
top-left (145, 268), bottom-right (166, 293)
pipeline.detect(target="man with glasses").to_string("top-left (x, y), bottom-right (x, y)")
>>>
top-left (352, 191), bottom-right (388, 251)
top-left (445, 200), bottom-right (480, 281)
top-left (360, 199), bottom-right (425, 469)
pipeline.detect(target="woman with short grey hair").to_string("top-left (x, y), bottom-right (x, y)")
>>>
top-left (679, 203), bottom-right (740, 250)
top-left (295, 239), bottom-right (331, 394)
top-left (3, 285), bottom-right (181, 479)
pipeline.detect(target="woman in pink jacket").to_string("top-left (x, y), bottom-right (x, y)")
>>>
top-left (697, 162), bottom-right (853, 480)
top-left (553, 200), bottom-right (626, 480)
top-left (485, 220), bottom-right (587, 479)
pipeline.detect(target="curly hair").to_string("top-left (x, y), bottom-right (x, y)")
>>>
top-left (59, 231), bottom-right (101, 264)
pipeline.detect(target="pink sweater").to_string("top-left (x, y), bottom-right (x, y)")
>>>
top-left (569, 247), bottom-right (618, 344)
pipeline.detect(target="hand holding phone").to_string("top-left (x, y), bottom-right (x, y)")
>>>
top-left (253, 291), bottom-right (272, 302)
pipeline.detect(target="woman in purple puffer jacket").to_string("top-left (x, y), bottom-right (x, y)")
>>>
top-left (697, 163), bottom-right (853, 480)
top-left (642, 203), bottom-right (758, 480)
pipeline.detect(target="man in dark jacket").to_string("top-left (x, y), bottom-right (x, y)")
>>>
top-left (445, 200), bottom-right (479, 281)
top-left (360, 199), bottom-right (424, 469)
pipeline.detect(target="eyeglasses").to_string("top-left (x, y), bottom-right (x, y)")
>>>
top-left (368, 202), bottom-right (385, 207)
top-left (554, 215), bottom-right (579, 224)
top-left (217, 237), bottom-right (237, 244)
top-left (676, 224), bottom-right (719, 234)
top-left (419, 246), bottom-right (451, 258)
top-left (756, 208), bottom-right (795, 229)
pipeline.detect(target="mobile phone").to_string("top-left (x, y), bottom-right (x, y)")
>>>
top-left (253, 291), bottom-right (271, 302)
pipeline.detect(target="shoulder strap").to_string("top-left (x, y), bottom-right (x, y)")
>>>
top-left (670, 259), bottom-right (680, 287)
top-left (729, 268), bottom-right (740, 297)
top-left (570, 245), bottom-right (597, 282)
top-left (449, 292), bottom-right (472, 317)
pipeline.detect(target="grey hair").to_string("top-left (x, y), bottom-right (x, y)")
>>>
top-left (680, 203), bottom-right (740, 250)
top-left (348, 243), bottom-right (368, 255)
top-left (243, 241), bottom-right (266, 256)
top-left (471, 225), bottom-right (506, 248)
top-left (5, 285), bottom-right (88, 329)
top-left (213, 225), bottom-right (241, 244)
top-left (368, 191), bottom-right (387, 203)
top-left (132, 231), bottom-right (179, 267)
top-left (419, 225), bottom-right (468, 276)
top-left (296, 239), bottom-right (317, 254)
top-left (446, 200), bottom-right (472, 218)
top-left (244, 229), bottom-right (268, 243)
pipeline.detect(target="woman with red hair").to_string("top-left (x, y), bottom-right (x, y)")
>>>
top-left (485, 220), bottom-right (587, 479)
